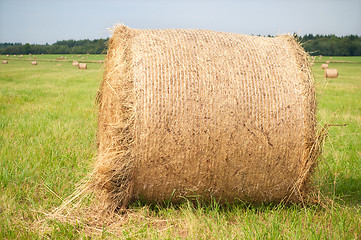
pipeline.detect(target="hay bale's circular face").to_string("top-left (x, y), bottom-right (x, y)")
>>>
top-left (94, 26), bottom-right (319, 208)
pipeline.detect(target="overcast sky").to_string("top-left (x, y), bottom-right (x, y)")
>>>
top-left (0, 0), bottom-right (360, 44)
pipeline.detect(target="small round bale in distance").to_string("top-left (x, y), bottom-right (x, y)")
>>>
top-left (325, 60), bottom-right (330, 64)
top-left (78, 63), bottom-right (87, 69)
top-left (31, 61), bottom-right (37, 65)
top-left (321, 64), bottom-right (328, 69)
top-left (2, 60), bottom-right (8, 64)
top-left (72, 61), bottom-right (79, 66)
top-left (324, 68), bottom-right (338, 78)
top-left (94, 25), bottom-right (320, 210)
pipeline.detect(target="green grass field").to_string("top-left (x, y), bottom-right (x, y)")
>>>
top-left (0, 55), bottom-right (360, 239)
top-left (2, 53), bottom-right (105, 62)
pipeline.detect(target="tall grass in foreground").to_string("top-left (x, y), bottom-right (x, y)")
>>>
top-left (0, 56), bottom-right (360, 239)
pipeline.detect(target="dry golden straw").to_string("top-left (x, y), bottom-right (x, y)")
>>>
top-left (321, 64), bottom-right (328, 69)
top-left (93, 25), bottom-right (320, 211)
top-left (324, 68), bottom-right (338, 78)
top-left (78, 63), bottom-right (87, 69)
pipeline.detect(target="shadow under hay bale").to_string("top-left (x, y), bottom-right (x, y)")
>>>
top-left (324, 68), bottom-right (338, 78)
top-left (93, 25), bottom-right (321, 212)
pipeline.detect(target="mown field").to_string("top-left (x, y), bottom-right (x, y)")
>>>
top-left (0, 55), bottom-right (360, 239)
top-left (2, 53), bottom-right (104, 62)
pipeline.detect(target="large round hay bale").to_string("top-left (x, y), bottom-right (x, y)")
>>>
top-left (78, 63), bottom-right (87, 69)
top-left (2, 60), bottom-right (8, 64)
top-left (324, 68), bottom-right (338, 78)
top-left (31, 61), bottom-right (37, 65)
top-left (321, 64), bottom-right (328, 69)
top-left (94, 25), bottom-right (319, 210)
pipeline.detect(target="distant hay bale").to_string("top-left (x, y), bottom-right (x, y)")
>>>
top-left (65, 57), bottom-right (68, 59)
top-left (81, 57), bottom-right (85, 59)
top-left (2, 60), bottom-right (8, 64)
top-left (41, 53), bottom-right (44, 56)
top-left (93, 25), bottom-right (320, 211)
top-left (77, 55), bottom-right (81, 57)
top-left (72, 61), bottom-right (79, 66)
top-left (78, 63), bottom-right (87, 69)
top-left (31, 61), bottom-right (37, 65)
top-left (34, 57), bottom-right (37, 60)
top-left (330, 57), bottom-right (332, 59)
top-left (6, 54), bottom-right (9, 57)
top-left (19, 55), bottom-right (23, 58)
top-left (321, 64), bottom-right (328, 69)
top-left (60, 56), bottom-right (64, 60)
top-left (324, 69), bottom-right (338, 78)
top-left (325, 60), bottom-right (330, 64)
top-left (14, 54), bottom-right (16, 57)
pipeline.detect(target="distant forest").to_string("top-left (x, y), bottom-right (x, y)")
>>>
top-left (1, 34), bottom-right (361, 56)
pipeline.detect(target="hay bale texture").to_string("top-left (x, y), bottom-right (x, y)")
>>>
top-left (94, 25), bottom-right (319, 210)
top-left (324, 68), bottom-right (338, 78)
top-left (321, 64), bottom-right (328, 69)
top-left (78, 63), bottom-right (87, 69)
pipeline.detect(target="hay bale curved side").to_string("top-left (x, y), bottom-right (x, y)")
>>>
top-left (78, 63), bottom-right (87, 69)
top-left (93, 25), bottom-right (319, 210)
top-left (324, 68), bottom-right (338, 78)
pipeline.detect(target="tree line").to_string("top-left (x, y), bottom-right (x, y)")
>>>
top-left (299, 34), bottom-right (361, 56)
top-left (0, 38), bottom-right (108, 55)
top-left (1, 34), bottom-right (361, 56)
